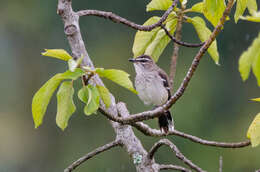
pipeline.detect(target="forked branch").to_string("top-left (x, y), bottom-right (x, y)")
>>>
top-left (148, 139), bottom-right (205, 172)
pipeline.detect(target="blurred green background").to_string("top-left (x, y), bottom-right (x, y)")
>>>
top-left (1, 0), bottom-right (260, 171)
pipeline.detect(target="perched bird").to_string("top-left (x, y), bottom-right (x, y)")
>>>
top-left (129, 55), bottom-right (173, 133)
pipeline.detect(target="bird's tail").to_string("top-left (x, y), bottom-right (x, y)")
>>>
top-left (158, 110), bottom-right (174, 133)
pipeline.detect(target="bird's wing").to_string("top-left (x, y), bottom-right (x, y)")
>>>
top-left (157, 69), bottom-right (171, 100)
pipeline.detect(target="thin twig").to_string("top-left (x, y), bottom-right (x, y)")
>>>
top-left (64, 140), bottom-right (122, 172)
top-left (169, 4), bottom-right (183, 89)
top-left (159, 164), bottom-right (191, 172)
top-left (148, 139), bottom-right (205, 172)
top-left (130, 121), bottom-right (251, 148)
top-left (219, 156), bottom-right (223, 172)
top-left (161, 25), bottom-right (205, 48)
top-left (77, 0), bottom-right (178, 31)
top-left (99, 0), bottom-right (235, 125)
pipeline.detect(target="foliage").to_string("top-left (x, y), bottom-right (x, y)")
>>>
top-left (32, 49), bottom-right (136, 130)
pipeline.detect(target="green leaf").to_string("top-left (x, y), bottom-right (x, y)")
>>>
top-left (146, 0), bottom-right (173, 11)
top-left (252, 51), bottom-right (260, 86)
top-left (32, 69), bottom-right (85, 128)
top-left (247, 0), bottom-right (257, 15)
top-left (189, 16), bottom-right (219, 64)
top-left (247, 113), bottom-right (260, 147)
top-left (191, 2), bottom-right (204, 13)
top-left (238, 32), bottom-right (260, 82)
top-left (84, 85), bottom-right (100, 115)
top-left (32, 74), bottom-right (63, 128)
top-left (251, 98), bottom-right (260, 102)
top-left (56, 81), bottom-right (76, 131)
top-left (41, 49), bottom-right (72, 61)
top-left (78, 86), bottom-right (90, 103)
top-left (132, 17), bottom-right (161, 57)
top-left (234, 0), bottom-right (249, 23)
top-left (203, 0), bottom-right (226, 26)
top-left (145, 19), bottom-right (178, 62)
top-left (96, 69), bottom-right (137, 94)
top-left (96, 85), bottom-right (111, 108)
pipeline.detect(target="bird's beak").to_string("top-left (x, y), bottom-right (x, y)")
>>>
top-left (128, 58), bottom-right (137, 63)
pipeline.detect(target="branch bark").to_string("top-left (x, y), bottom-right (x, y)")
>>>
top-left (148, 139), bottom-right (205, 172)
top-left (77, 0), bottom-right (178, 31)
top-left (131, 121), bottom-right (251, 148)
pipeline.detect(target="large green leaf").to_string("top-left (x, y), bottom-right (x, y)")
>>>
top-left (145, 19), bottom-right (178, 62)
top-left (56, 81), bottom-right (76, 130)
top-left (96, 85), bottom-right (111, 108)
top-left (247, 0), bottom-right (257, 15)
top-left (234, 0), bottom-right (249, 23)
top-left (247, 113), bottom-right (260, 147)
top-left (239, 32), bottom-right (260, 83)
top-left (189, 16), bottom-right (219, 64)
top-left (41, 49), bottom-right (72, 61)
top-left (32, 74), bottom-right (63, 128)
top-left (146, 0), bottom-right (173, 11)
top-left (32, 69), bottom-right (85, 128)
top-left (96, 69), bottom-right (137, 94)
top-left (132, 17), bottom-right (161, 57)
top-left (203, 0), bottom-right (226, 26)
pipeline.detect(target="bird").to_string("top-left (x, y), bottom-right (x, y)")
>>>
top-left (129, 55), bottom-right (173, 133)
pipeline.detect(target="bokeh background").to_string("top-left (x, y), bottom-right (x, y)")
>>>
top-left (1, 0), bottom-right (260, 171)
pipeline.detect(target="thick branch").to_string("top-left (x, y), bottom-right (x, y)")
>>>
top-left (148, 139), bottom-right (205, 172)
top-left (99, 0), bottom-right (235, 125)
top-left (159, 164), bottom-right (191, 172)
top-left (57, 0), bottom-right (158, 171)
top-left (77, 0), bottom-right (178, 31)
top-left (64, 140), bottom-right (122, 172)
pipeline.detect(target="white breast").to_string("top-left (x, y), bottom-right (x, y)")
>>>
top-left (135, 72), bottom-right (168, 106)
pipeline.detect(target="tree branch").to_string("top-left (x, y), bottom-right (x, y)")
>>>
top-left (159, 164), bottom-right (191, 172)
top-left (64, 140), bottom-right (122, 172)
top-left (161, 25), bottom-right (205, 48)
top-left (77, 0), bottom-right (178, 31)
top-left (148, 139), bottom-right (205, 172)
top-left (130, 121), bottom-right (251, 148)
top-left (169, 4), bottom-right (184, 89)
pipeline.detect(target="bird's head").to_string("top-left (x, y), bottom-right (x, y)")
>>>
top-left (129, 55), bottom-right (154, 72)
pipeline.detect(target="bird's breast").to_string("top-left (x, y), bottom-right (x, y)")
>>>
top-left (135, 73), bottom-right (168, 106)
